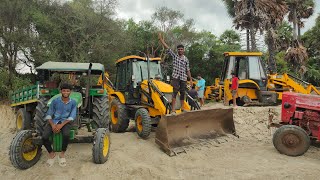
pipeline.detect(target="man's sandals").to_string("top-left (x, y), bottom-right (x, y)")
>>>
top-left (58, 156), bottom-right (67, 167)
top-left (46, 155), bottom-right (55, 167)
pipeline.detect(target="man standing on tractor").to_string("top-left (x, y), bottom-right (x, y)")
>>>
top-left (158, 32), bottom-right (193, 114)
top-left (43, 83), bottom-right (77, 167)
top-left (196, 74), bottom-right (206, 107)
top-left (231, 72), bottom-right (239, 108)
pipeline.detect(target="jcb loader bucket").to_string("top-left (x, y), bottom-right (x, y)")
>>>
top-left (155, 108), bottom-right (236, 156)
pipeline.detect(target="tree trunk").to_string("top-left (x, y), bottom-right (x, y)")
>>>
top-left (297, 19), bottom-right (301, 41)
top-left (267, 29), bottom-right (276, 74)
top-left (292, 5), bottom-right (298, 41)
top-left (8, 60), bottom-right (13, 89)
top-left (250, 25), bottom-right (257, 51)
top-left (246, 29), bottom-right (250, 51)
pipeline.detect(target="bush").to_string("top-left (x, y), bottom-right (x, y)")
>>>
top-left (0, 69), bottom-right (32, 100)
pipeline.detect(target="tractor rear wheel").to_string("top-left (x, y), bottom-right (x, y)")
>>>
top-left (16, 108), bottom-right (31, 131)
top-left (110, 98), bottom-right (129, 132)
top-left (34, 97), bottom-right (49, 135)
top-left (92, 96), bottom-right (109, 129)
top-left (273, 125), bottom-right (310, 156)
top-left (135, 108), bottom-right (152, 139)
top-left (92, 128), bottom-right (110, 164)
top-left (9, 130), bottom-right (42, 169)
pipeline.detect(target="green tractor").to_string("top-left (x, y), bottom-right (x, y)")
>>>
top-left (9, 62), bottom-right (110, 169)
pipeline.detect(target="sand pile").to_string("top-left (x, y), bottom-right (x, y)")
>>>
top-left (233, 106), bottom-right (281, 143)
top-left (0, 105), bottom-right (15, 132)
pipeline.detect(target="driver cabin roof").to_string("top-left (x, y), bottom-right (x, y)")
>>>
top-left (115, 55), bottom-right (161, 64)
top-left (224, 52), bottom-right (263, 57)
top-left (36, 61), bottom-right (105, 74)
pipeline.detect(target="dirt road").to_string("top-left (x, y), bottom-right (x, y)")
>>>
top-left (1, 104), bottom-right (320, 180)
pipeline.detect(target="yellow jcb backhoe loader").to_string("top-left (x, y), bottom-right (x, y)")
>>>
top-left (98, 55), bottom-right (236, 156)
top-left (204, 52), bottom-right (319, 106)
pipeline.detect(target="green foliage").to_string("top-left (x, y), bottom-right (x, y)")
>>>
top-left (275, 51), bottom-right (290, 74)
top-left (0, 70), bottom-right (32, 98)
top-left (301, 14), bottom-right (320, 86)
top-left (219, 30), bottom-right (240, 45)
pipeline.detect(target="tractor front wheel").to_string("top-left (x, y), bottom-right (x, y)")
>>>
top-left (92, 128), bottom-right (110, 164)
top-left (9, 130), bottom-right (42, 169)
top-left (273, 125), bottom-right (310, 156)
top-left (135, 108), bottom-right (152, 139)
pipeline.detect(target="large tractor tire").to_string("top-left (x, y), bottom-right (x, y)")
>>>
top-left (92, 128), bottom-right (110, 164)
top-left (273, 125), bottom-right (310, 156)
top-left (92, 96), bottom-right (109, 129)
top-left (34, 97), bottom-right (49, 135)
top-left (9, 130), bottom-right (42, 169)
top-left (16, 108), bottom-right (32, 131)
top-left (135, 108), bottom-right (152, 139)
top-left (110, 98), bottom-right (129, 132)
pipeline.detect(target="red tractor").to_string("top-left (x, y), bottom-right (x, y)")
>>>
top-left (269, 92), bottom-right (320, 156)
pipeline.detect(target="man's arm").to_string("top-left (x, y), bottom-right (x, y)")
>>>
top-left (236, 78), bottom-right (239, 90)
top-left (186, 59), bottom-right (192, 85)
top-left (158, 32), bottom-right (177, 59)
top-left (158, 32), bottom-right (169, 49)
top-left (63, 101), bottom-right (77, 126)
top-left (45, 100), bottom-right (59, 132)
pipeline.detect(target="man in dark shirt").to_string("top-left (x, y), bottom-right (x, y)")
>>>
top-left (187, 84), bottom-right (199, 110)
top-left (43, 83), bottom-right (77, 167)
top-left (188, 84), bottom-right (198, 99)
top-left (158, 33), bottom-right (193, 113)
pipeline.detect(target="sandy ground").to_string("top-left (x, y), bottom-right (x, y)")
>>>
top-left (1, 103), bottom-right (320, 180)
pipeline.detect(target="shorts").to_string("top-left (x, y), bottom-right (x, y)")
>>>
top-left (231, 90), bottom-right (237, 97)
top-left (171, 78), bottom-right (186, 100)
top-left (198, 89), bottom-right (204, 98)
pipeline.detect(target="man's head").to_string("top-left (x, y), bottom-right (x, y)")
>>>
top-left (177, 44), bottom-right (184, 56)
top-left (197, 74), bottom-right (201, 80)
top-left (60, 83), bottom-right (72, 98)
top-left (231, 72), bottom-right (236, 77)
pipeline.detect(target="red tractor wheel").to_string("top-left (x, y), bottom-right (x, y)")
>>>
top-left (273, 125), bottom-right (310, 156)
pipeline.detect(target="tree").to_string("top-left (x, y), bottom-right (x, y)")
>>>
top-left (233, 0), bottom-right (288, 73)
top-left (287, 0), bottom-right (315, 40)
top-left (301, 15), bottom-right (320, 85)
top-left (219, 30), bottom-right (240, 46)
top-left (222, 0), bottom-right (251, 51)
top-left (0, 0), bottom-right (37, 88)
top-left (152, 6), bottom-right (197, 77)
top-left (285, 0), bottom-right (313, 78)
top-left (274, 21), bottom-right (293, 52)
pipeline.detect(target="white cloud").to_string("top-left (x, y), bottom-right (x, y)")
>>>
top-left (115, 0), bottom-right (320, 36)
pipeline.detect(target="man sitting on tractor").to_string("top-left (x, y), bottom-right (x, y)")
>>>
top-left (43, 83), bottom-right (77, 167)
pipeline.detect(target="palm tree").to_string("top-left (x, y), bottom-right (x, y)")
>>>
top-left (285, 0), bottom-right (314, 78)
top-left (222, 0), bottom-right (251, 51)
top-left (233, 0), bottom-right (288, 73)
top-left (287, 0), bottom-right (315, 40)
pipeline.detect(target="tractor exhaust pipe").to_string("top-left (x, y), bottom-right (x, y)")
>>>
top-left (83, 63), bottom-right (92, 110)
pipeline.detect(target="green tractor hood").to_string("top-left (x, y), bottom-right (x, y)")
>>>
top-left (47, 92), bottom-right (82, 108)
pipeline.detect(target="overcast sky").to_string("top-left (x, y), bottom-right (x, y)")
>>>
top-left (115, 0), bottom-right (320, 36)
